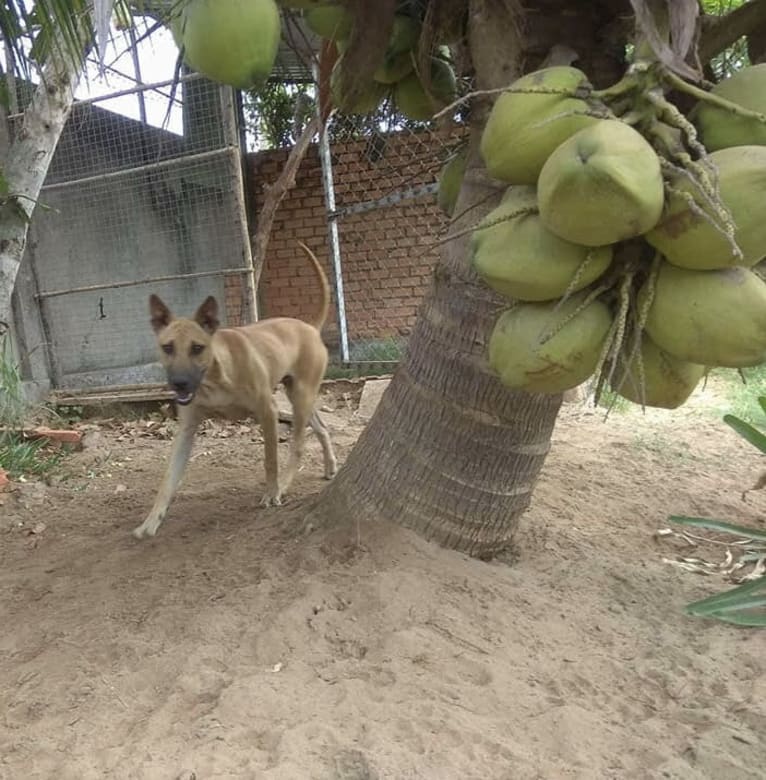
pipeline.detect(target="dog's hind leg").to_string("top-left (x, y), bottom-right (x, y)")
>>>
top-left (308, 410), bottom-right (337, 479)
top-left (133, 411), bottom-right (200, 539)
top-left (281, 390), bottom-right (311, 496)
top-left (280, 378), bottom-right (325, 493)
top-left (259, 396), bottom-right (283, 507)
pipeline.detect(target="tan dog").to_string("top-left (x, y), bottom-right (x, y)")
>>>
top-left (132, 242), bottom-right (337, 539)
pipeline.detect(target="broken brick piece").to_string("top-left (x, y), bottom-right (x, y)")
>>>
top-left (31, 427), bottom-right (83, 449)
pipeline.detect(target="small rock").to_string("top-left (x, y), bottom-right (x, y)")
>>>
top-left (356, 379), bottom-right (391, 422)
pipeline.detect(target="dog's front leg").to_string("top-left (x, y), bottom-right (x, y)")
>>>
top-left (133, 412), bottom-right (200, 539)
top-left (259, 399), bottom-right (282, 507)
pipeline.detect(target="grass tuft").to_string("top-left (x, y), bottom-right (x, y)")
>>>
top-left (0, 333), bottom-right (68, 481)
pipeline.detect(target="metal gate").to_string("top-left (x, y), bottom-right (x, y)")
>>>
top-left (13, 70), bottom-right (254, 393)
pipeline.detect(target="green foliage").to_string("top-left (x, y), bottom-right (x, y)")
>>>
top-left (683, 576), bottom-right (766, 627)
top-left (713, 365), bottom-right (766, 426)
top-left (0, 0), bottom-right (95, 78)
top-left (669, 394), bottom-right (766, 627)
top-left (0, 334), bottom-right (26, 428)
top-left (596, 385), bottom-right (630, 414)
top-left (244, 81), bottom-right (316, 149)
top-left (0, 434), bottom-right (66, 479)
top-left (700, 0), bottom-right (751, 79)
top-left (724, 411), bottom-right (766, 454)
top-left (0, 335), bottom-right (66, 481)
top-left (700, 0), bottom-right (747, 13)
top-left (242, 80), bottom-right (442, 150)
top-left (670, 515), bottom-right (766, 626)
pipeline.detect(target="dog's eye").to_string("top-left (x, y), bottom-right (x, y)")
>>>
top-left (190, 343), bottom-right (205, 356)
top-left (161, 343), bottom-right (174, 355)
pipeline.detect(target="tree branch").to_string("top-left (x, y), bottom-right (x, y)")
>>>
top-left (699, 0), bottom-right (766, 63)
top-left (251, 114), bottom-right (320, 292)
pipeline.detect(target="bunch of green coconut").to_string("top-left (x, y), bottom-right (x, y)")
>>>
top-left (163, 0), bottom-right (460, 119)
top-left (467, 61), bottom-right (766, 410)
top-left (302, 2), bottom-right (459, 119)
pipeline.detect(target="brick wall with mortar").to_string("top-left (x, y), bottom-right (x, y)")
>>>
top-left (244, 128), bottom-right (463, 356)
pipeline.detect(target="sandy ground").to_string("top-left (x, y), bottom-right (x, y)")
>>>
top-left (1, 378), bottom-right (766, 779)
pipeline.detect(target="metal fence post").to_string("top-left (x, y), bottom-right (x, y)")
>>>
top-left (316, 114), bottom-right (351, 364)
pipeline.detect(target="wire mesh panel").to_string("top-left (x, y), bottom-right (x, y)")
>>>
top-left (13, 39), bottom-right (254, 391)
top-left (321, 114), bottom-right (466, 365)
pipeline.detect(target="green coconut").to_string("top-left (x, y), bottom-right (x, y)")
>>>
top-left (537, 119), bottom-right (664, 246)
top-left (330, 58), bottom-right (388, 114)
top-left (178, 0), bottom-right (281, 90)
top-left (374, 50), bottom-right (414, 84)
top-left (387, 14), bottom-right (420, 54)
top-left (472, 186), bottom-right (612, 302)
top-left (488, 292), bottom-right (613, 393)
top-left (437, 147), bottom-right (468, 217)
top-left (639, 263), bottom-right (766, 368)
top-left (305, 5), bottom-right (353, 40)
top-left (480, 67), bottom-right (602, 185)
top-left (644, 145), bottom-right (766, 271)
top-left (394, 58), bottom-right (457, 121)
top-left (611, 334), bottom-right (705, 409)
top-left (280, 0), bottom-right (335, 7)
top-left (694, 63), bottom-right (766, 151)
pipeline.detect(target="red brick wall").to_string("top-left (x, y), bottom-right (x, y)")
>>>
top-left (246, 128), bottom-right (463, 353)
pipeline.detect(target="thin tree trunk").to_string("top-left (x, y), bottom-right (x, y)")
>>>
top-left (0, 56), bottom-right (82, 332)
top-left (306, 0), bottom-right (628, 558)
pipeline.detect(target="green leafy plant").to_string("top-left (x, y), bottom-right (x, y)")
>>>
top-left (0, 333), bottom-right (26, 428)
top-left (668, 395), bottom-right (766, 627)
top-left (0, 435), bottom-right (66, 479)
top-left (0, 334), bottom-right (67, 480)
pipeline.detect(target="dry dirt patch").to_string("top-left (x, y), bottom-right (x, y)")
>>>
top-left (1, 381), bottom-right (765, 779)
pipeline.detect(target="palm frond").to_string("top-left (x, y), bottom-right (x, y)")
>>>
top-left (0, 0), bottom-right (104, 81)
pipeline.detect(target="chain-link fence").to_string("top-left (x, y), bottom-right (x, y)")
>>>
top-left (317, 112), bottom-right (467, 366)
top-left (8, 11), bottom-right (468, 392)
top-left (9, 21), bottom-right (254, 395)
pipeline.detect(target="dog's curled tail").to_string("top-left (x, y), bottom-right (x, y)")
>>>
top-left (298, 241), bottom-right (331, 330)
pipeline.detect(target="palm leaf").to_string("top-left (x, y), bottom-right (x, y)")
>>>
top-left (668, 515), bottom-right (766, 543)
top-left (723, 413), bottom-right (766, 454)
top-left (685, 577), bottom-right (766, 626)
top-left (0, 0), bottom-right (98, 79)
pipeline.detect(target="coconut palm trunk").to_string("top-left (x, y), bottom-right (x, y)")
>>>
top-left (307, 0), bottom-right (630, 557)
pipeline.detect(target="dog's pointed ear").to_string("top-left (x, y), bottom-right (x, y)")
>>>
top-left (194, 296), bottom-right (219, 334)
top-left (149, 294), bottom-right (172, 333)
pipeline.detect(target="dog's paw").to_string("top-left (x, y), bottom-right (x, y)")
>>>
top-left (259, 492), bottom-right (283, 507)
top-left (133, 520), bottom-right (158, 539)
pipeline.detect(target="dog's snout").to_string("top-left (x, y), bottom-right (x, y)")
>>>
top-left (172, 379), bottom-right (190, 392)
